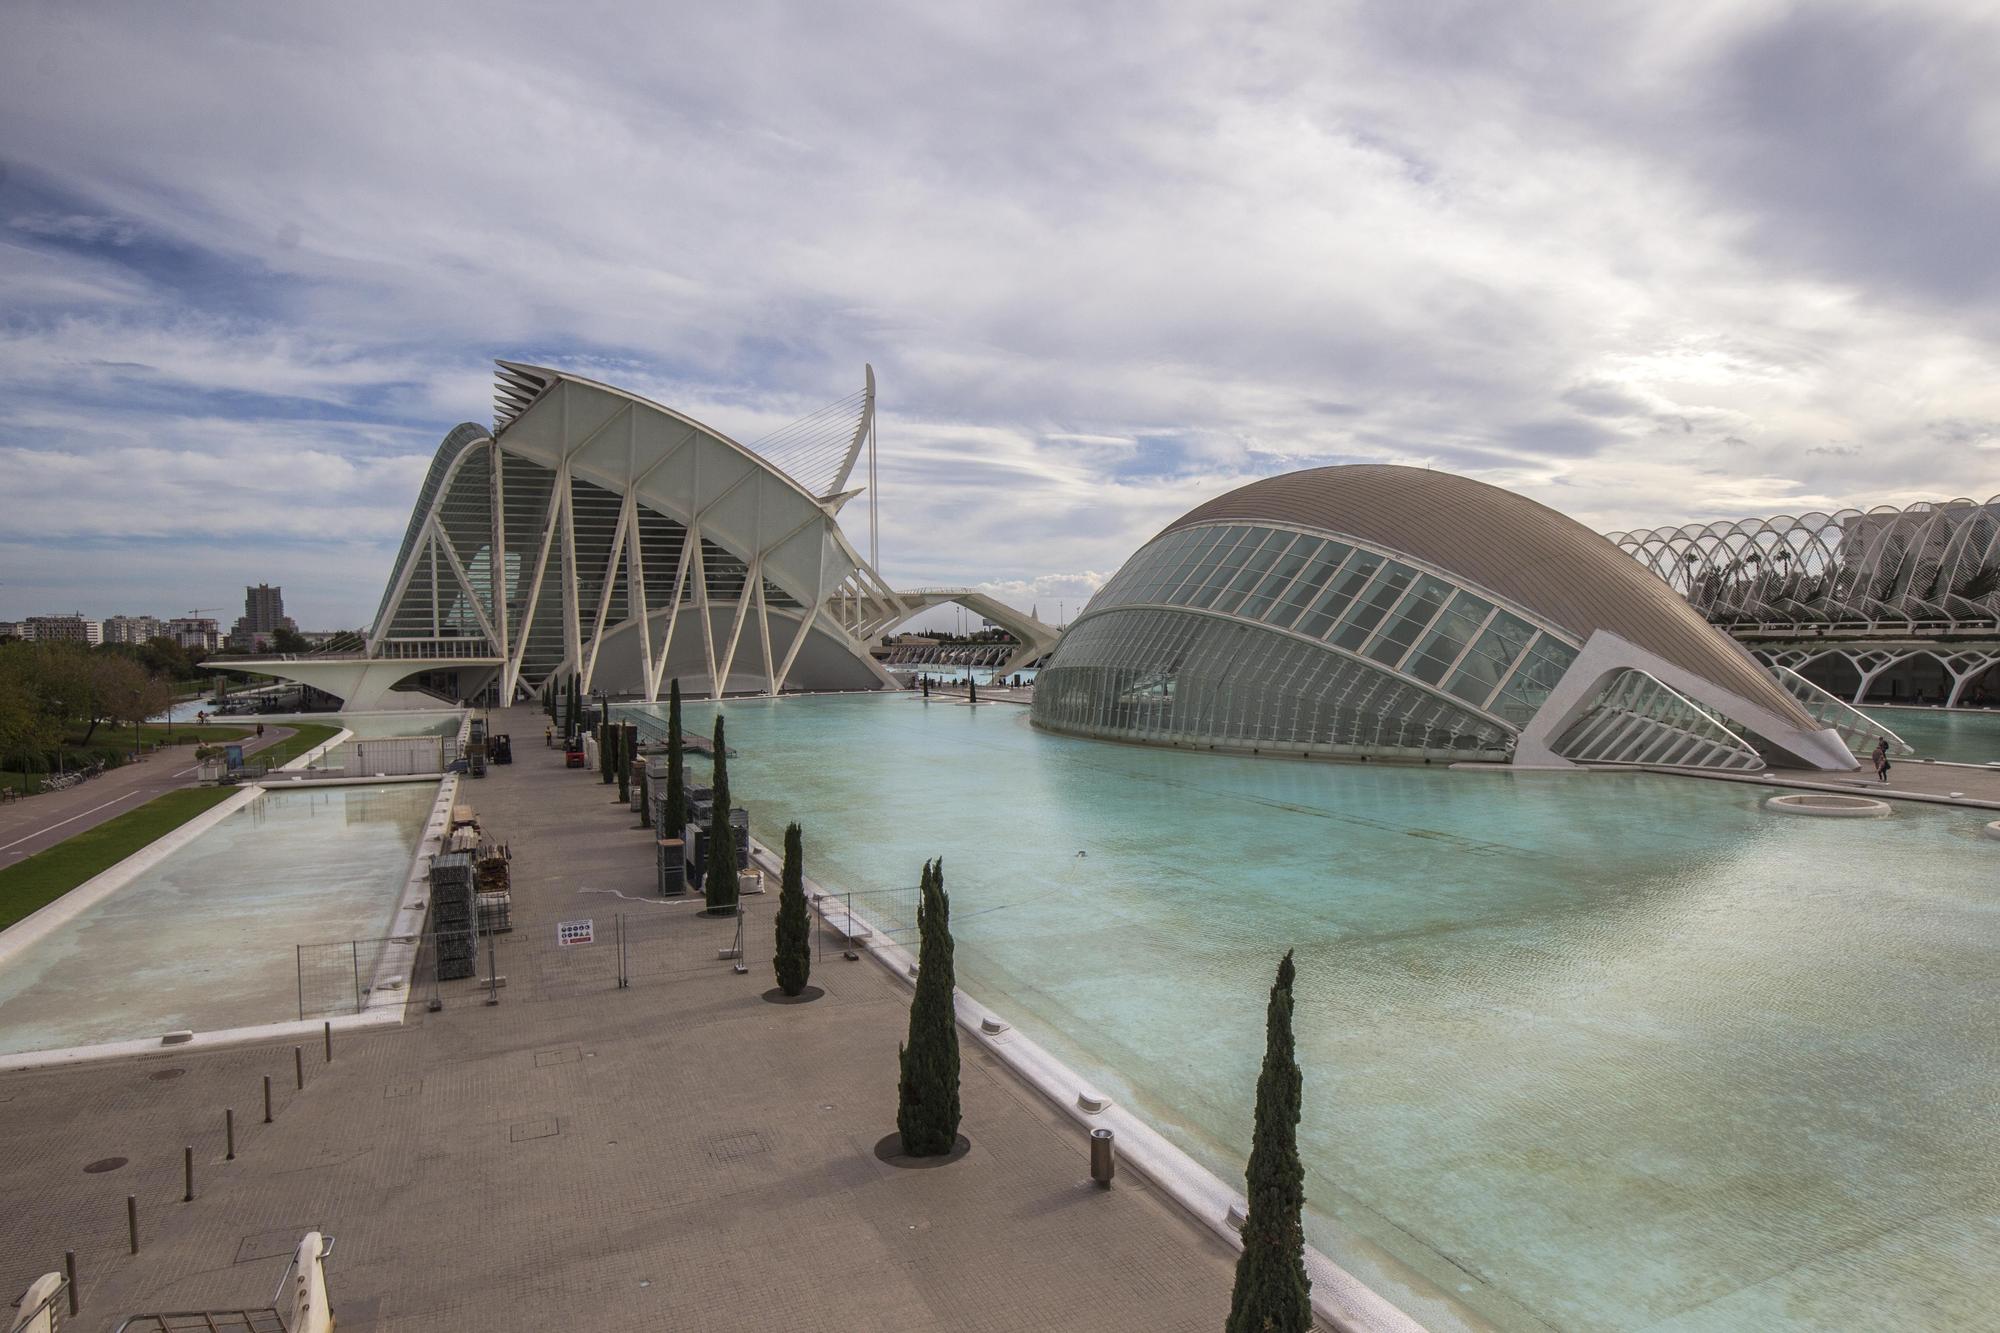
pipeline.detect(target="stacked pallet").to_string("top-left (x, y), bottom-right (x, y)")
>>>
top-left (475, 841), bottom-right (512, 933)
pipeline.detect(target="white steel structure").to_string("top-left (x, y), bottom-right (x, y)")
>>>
top-left (1608, 498), bottom-right (2000, 632)
top-left (236, 363), bottom-right (1060, 710)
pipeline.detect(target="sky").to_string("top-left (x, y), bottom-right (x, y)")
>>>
top-left (2, 0), bottom-right (1997, 630)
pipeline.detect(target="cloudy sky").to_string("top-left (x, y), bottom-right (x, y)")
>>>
top-left (2, 0), bottom-right (1997, 629)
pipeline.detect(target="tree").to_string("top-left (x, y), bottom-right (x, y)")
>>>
top-left (615, 725), bottom-right (631, 802)
top-left (664, 679), bottom-right (688, 835)
top-left (1225, 951), bottom-right (1311, 1333)
top-left (270, 625), bottom-right (309, 655)
top-left (704, 713), bottom-right (739, 913)
top-left (774, 822), bottom-right (811, 995)
top-left (636, 759), bottom-right (650, 827)
top-left (600, 717), bottom-right (615, 784)
top-left (968, 675), bottom-right (978, 704)
top-left (94, 655), bottom-right (172, 736)
top-left (897, 858), bottom-right (961, 1155)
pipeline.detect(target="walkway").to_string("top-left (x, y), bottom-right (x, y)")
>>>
top-left (1657, 755), bottom-right (2000, 811)
top-left (0, 704), bottom-right (1252, 1331)
top-left (0, 727), bottom-right (296, 867)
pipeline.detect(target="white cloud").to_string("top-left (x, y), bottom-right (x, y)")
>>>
top-left (1, 0), bottom-right (1998, 625)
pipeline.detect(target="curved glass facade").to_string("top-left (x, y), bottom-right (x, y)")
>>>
top-left (1033, 521), bottom-right (1581, 759)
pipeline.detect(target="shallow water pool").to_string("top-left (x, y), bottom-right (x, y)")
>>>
top-left (0, 783), bottom-right (434, 1054)
top-left (631, 693), bottom-right (2000, 1333)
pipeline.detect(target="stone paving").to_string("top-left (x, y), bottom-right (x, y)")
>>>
top-left (0, 705), bottom-right (1249, 1331)
top-left (0, 725), bottom-right (297, 867)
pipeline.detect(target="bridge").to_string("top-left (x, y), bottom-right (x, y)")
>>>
top-left (825, 586), bottom-right (1063, 680)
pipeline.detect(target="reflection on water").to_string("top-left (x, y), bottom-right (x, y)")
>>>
top-left (0, 783), bottom-right (435, 1055)
top-left (625, 694), bottom-right (2000, 1333)
top-left (1864, 706), bottom-right (2000, 766)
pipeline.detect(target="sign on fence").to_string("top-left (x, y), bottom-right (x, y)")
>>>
top-left (557, 919), bottom-right (594, 947)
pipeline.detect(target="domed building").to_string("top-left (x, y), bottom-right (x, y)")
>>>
top-left (1031, 465), bottom-right (1889, 772)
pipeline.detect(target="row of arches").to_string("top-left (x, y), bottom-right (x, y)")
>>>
top-left (1608, 498), bottom-right (2000, 629)
top-left (1758, 646), bottom-right (2000, 709)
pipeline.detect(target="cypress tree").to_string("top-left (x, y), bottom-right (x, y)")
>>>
top-left (774, 821), bottom-right (811, 996)
top-left (616, 726), bottom-right (630, 803)
top-left (968, 676), bottom-right (978, 703)
top-left (896, 858), bottom-right (961, 1155)
top-left (665, 679), bottom-right (687, 836)
top-left (636, 759), bottom-right (649, 827)
top-left (599, 718), bottom-right (613, 783)
top-left (1225, 951), bottom-right (1311, 1333)
top-left (704, 714), bottom-right (738, 913)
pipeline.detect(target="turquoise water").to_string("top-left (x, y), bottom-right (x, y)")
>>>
top-left (630, 694), bottom-right (2000, 1333)
top-left (1865, 706), bottom-right (2000, 766)
top-left (0, 784), bottom-right (434, 1054)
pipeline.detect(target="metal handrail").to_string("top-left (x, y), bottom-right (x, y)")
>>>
top-left (108, 1235), bottom-right (334, 1333)
top-left (10, 1274), bottom-right (70, 1332)
top-left (270, 1233), bottom-right (336, 1308)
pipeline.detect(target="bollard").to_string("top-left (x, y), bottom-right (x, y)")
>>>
top-left (183, 1146), bottom-right (194, 1202)
top-left (263, 1074), bottom-right (273, 1123)
top-left (64, 1250), bottom-right (77, 1315)
top-left (324, 1020), bottom-right (332, 1063)
top-left (127, 1195), bottom-right (139, 1254)
top-left (1090, 1127), bottom-right (1115, 1188)
top-left (294, 1045), bottom-right (304, 1090)
top-left (225, 1108), bottom-right (235, 1160)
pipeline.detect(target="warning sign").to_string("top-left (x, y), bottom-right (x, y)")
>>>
top-left (557, 919), bottom-right (594, 947)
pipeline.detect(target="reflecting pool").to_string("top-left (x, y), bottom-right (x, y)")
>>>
top-left (0, 783), bottom-right (434, 1055)
top-left (1866, 706), bottom-right (2000, 766)
top-left (628, 694), bottom-right (2000, 1333)
top-left (313, 709), bottom-right (464, 769)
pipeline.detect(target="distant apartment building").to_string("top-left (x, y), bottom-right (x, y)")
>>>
top-left (0, 622), bottom-right (21, 640)
top-left (103, 614), bottom-right (168, 645)
top-left (169, 617), bottom-right (221, 652)
top-left (22, 613), bottom-right (103, 645)
top-left (229, 584), bottom-right (299, 650)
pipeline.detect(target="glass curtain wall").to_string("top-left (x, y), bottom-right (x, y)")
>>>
top-left (1034, 521), bottom-right (1581, 759)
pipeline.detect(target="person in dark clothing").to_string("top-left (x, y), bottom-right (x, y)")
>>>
top-left (1871, 738), bottom-right (1890, 783)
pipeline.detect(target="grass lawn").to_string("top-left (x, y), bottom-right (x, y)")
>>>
top-left (0, 786), bottom-right (240, 930)
top-left (73, 722), bottom-right (255, 748)
top-left (0, 722), bottom-right (256, 793)
top-left (255, 722), bottom-right (343, 768)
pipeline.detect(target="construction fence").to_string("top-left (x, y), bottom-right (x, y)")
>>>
top-left (296, 901), bottom-right (766, 1019)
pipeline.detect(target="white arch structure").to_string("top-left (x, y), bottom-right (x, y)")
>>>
top-left (234, 363), bottom-right (1062, 709)
top-left (1606, 497), bottom-right (2000, 632)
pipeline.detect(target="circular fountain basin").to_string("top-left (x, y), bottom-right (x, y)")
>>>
top-left (1764, 792), bottom-right (1892, 818)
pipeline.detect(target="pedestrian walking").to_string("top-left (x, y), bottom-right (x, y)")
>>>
top-left (1871, 738), bottom-right (1890, 784)
top-left (256, 723), bottom-right (265, 739)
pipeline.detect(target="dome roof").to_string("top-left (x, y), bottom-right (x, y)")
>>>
top-left (1161, 464), bottom-right (1814, 729)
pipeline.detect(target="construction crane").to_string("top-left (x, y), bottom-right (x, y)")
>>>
top-left (185, 607), bottom-right (222, 617)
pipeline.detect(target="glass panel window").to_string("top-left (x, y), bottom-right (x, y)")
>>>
top-left (1405, 592), bottom-right (1495, 685)
top-left (1183, 527), bottom-right (1258, 609)
top-left (1329, 562), bottom-right (1415, 650)
top-left (1211, 532), bottom-right (1294, 615)
top-left (1442, 612), bottom-right (1540, 707)
top-left (1364, 574), bottom-right (1454, 666)
top-left (1240, 538), bottom-right (1321, 622)
top-left (1490, 636), bottom-right (1580, 725)
top-left (1267, 543), bottom-right (1353, 630)
top-left (1295, 550), bottom-right (1382, 639)
top-left (1160, 527), bottom-right (1230, 604)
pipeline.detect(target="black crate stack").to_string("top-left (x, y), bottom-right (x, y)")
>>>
top-left (729, 808), bottom-right (750, 866)
top-left (429, 850), bottom-right (477, 981)
top-left (657, 838), bottom-right (687, 896)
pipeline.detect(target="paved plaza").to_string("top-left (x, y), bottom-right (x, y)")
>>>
top-left (0, 706), bottom-right (1250, 1331)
